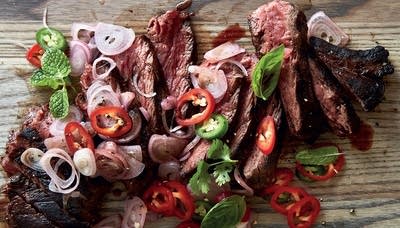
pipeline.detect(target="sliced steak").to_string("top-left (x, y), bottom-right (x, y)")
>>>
top-left (248, 0), bottom-right (322, 141)
top-left (111, 35), bottom-right (165, 133)
top-left (147, 9), bottom-right (195, 98)
top-left (242, 92), bottom-right (284, 190)
top-left (310, 37), bottom-right (394, 111)
top-left (309, 57), bottom-right (360, 136)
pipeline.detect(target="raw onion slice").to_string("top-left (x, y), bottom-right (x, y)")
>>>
top-left (161, 110), bottom-right (195, 139)
top-left (92, 56), bottom-right (117, 80)
top-left (93, 214), bottom-right (122, 228)
top-left (39, 148), bottom-right (80, 194)
top-left (189, 65), bottom-right (228, 103)
top-left (161, 96), bottom-right (177, 110)
top-left (73, 148), bottom-right (96, 176)
top-left (44, 135), bottom-right (68, 151)
top-left (216, 59), bottom-right (248, 77)
top-left (69, 40), bottom-right (91, 77)
top-left (20, 148), bottom-right (44, 171)
top-left (148, 134), bottom-right (188, 163)
top-left (119, 145), bottom-right (143, 162)
top-left (233, 167), bottom-right (254, 196)
top-left (86, 82), bottom-right (121, 115)
top-left (49, 105), bottom-right (83, 136)
top-left (307, 11), bottom-right (350, 47)
top-left (95, 22), bottom-right (135, 56)
top-left (132, 73), bottom-right (156, 98)
top-left (204, 41), bottom-right (245, 63)
top-left (158, 161), bottom-right (180, 180)
top-left (180, 135), bottom-right (201, 161)
top-left (71, 22), bottom-right (97, 43)
top-left (122, 197), bottom-right (147, 228)
top-left (120, 92), bottom-right (135, 109)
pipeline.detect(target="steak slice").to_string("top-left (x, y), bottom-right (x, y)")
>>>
top-left (147, 9), bottom-right (195, 98)
top-left (111, 35), bottom-right (165, 133)
top-left (242, 92), bottom-right (284, 190)
top-left (309, 57), bottom-right (360, 136)
top-left (248, 0), bottom-right (322, 141)
top-left (310, 37), bottom-right (394, 111)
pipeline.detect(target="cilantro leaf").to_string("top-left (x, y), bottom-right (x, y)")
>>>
top-left (49, 87), bottom-right (69, 119)
top-left (251, 44), bottom-right (284, 100)
top-left (295, 146), bottom-right (339, 165)
top-left (201, 195), bottom-right (246, 228)
top-left (30, 69), bottom-right (65, 90)
top-left (207, 139), bottom-right (232, 161)
top-left (213, 162), bottom-right (234, 186)
top-left (189, 161), bottom-right (211, 195)
top-left (41, 48), bottom-right (71, 79)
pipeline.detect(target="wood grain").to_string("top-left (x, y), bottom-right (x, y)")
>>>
top-left (0, 0), bottom-right (399, 227)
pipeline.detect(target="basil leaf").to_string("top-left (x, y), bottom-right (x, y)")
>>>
top-left (189, 161), bottom-right (211, 195)
top-left (30, 69), bottom-right (65, 90)
top-left (295, 146), bottom-right (339, 165)
top-left (251, 44), bottom-right (284, 100)
top-left (41, 48), bottom-right (71, 79)
top-left (49, 87), bottom-right (69, 119)
top-left (201, 195), bottom-right (246, 228)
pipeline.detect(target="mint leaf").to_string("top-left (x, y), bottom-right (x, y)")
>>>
top-left (41, 48), bottom-right (71, 79)
top-left (201, 195), bottom-right (246, 228)
top-left (252, 44), bottom-right (284, 100)
top-left (30, 69), bottom-right (65, 90)
top-left (213, 162), bottom-right (234, 186)
top-left (207, 139), bottom-right (232, 161)
top-left (189, 161), bottom-right (211, 195)
top-left (49, 87), bottom-right (69, 118)
top-left (295, 146), bottom-right (339, 165)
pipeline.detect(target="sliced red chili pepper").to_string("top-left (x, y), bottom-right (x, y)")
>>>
top-left (164, 181), bottom-right (195, 221)
top-left (262, 168), bottom-right (294, 195)
top-left (143, 183), bottom-right (175, 214)
top-left (175, 88), bottom-right (215, 126)
top-left (90, 106), bottom-right (132, 138)
top-left (296, 154), bottom-right (345, 181)
top-left (287, 196), bottom-right (320, 228)
top-left (241, 206), bottom-right (252, 222)
top-left (26, 43), bottom-right (44, 68)
top-left (270, 186), bottom-right (309, 215)
top-left (64, 121), bottom-right (94, 155)
top-left (176, 221), bottom-right (200, 228)
top-left (256, 116), bottom-right (276, 155)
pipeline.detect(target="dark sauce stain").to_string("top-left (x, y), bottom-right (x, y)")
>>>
top-left (349, 121), bottom-right (374, 151)
top-left (212, 23), bottom-right (245, 48)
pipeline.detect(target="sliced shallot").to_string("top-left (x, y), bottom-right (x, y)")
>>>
top-left (39, 148), bottom-right (80, 194)
top-left (71, 22), bottom-right (97, 43)
top-left (92, 56), bottom-right (117, 80)
top-left (122, 197), bottom-right (147, 228)
top-left (158, 161), bottom-right (180, 181)
top-left (86, 81), bottom-right (121, 115)
top-left (93, 214), bottom-right (122, 228)
top-left (204, 41), bottom-right (245, 63)
top-left (139, 107), bottom-right (150, 122)
top-left (161, 96), bottom-right (177, 110)
top-left (148, 134), bottom-right (188, 163)
top-left (233, 167), bottom-right (254, 196)
top-left (69, 40), bottom-right (91, 77)
top-left (20, 148), bottom-right (44, 171)
top-left (120, 92), bottom-right (135, 109)
top-left (44, 135), bottom-right (68, 151)
top-left (119, 145), bottom-right (143, 162)
top-left (132, 73), bottom-right (156, 98)
top-left (95, 22), bottom-right (135, 56)
top-left (180, 135), bottom-right (201, 161)
top-left (189, 65), bottom-right (227, 103)
top-left (73, 148), bottom-right (97, 176)
top-left (49, 105), bottom-right (83, 136)
top-left (307, 11), bottom-right (350, 47)
top-left (216, 59), bottom-right (248, 77)
top-left (161, 110), bottom-right (195, 139)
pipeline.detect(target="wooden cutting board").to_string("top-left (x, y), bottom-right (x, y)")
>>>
top-left (0, 0), bottom-right (399, 227)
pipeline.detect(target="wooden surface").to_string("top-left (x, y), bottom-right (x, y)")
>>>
top-left (0, 0), bottom-right (399, 227)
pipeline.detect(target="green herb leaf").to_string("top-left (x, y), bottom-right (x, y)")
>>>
top-left (30, 69), bottom-right (65, 90)
top-left (213, 162), bottom-right (234, 186)
top-left (49, 87), bottom-right (69, 119)
top-left (189, 161), bottom-right (211, 195)
top-left (207, 139), bottom-right (232, 161)
top-left (201, 195), bottom-right (246, 228)
top-left (251, 44), bottom-right (285, 100)
top-left (41, 48), bottom-right (71, 79)
top-left (295, 146), bottom-right (339, 165)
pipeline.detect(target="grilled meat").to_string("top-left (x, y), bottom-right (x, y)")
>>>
top-left (309, 57), bottom-right (360, 136)
top-left (248, 0), bottom-right (322, 141)
top-left (310, 37), bottom-right (394, 111)
top-left (147, 9), bottom-right (195, 98)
